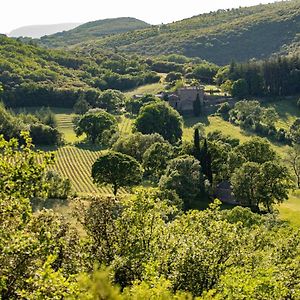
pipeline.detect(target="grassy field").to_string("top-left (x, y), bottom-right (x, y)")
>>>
top-left (278, 191), bottom-right (300, 228)
top-left (124, 82), bottom-right (165, 98)
top-left (55, 109), bottom-right (82, 144)
top-left (267, 97), bottom-right (300, 130)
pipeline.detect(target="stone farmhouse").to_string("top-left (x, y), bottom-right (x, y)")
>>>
top-left (165, 86), bottom-right (205, 114)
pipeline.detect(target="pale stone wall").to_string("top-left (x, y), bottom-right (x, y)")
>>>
top-left (168, 87), bottom-right (204, 113)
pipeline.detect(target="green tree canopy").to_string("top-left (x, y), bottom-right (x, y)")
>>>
top-left (159, 155), bottom-right (204, 209)
top-left (231, 79), bottom-right (249, 98)
top-left (125, 94), bottom-right (161, 115)
top-left (193, 94), bottom-right (202, 117)
top-left (96, 89), bottom-right (126, 114)
top-left (290, 118), bottom-right (300, 144)
top-left (142, 142), bottom-right (174, 182)
top-left (231, 162), bottom-right (261, 210)
top-left (135, 102), bottom-right (183, 144)
top-left (231, 161), bottom-right (291, 212)
top-left (236, 137), bottom-right (276, 164)
top-left (75, 109), bottom-right (118, 144)
top-left (73, 94), bottom-right (90, 115)
top-left (92, 151), bottom-right (143, 195)
top-left (113, 132), bottom-right (165, 162)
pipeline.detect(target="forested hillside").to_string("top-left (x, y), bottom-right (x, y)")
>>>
top-left (70, 0), bottom-right (300, 64)
top-left (0, 35), bottom-right (159, 107)
top-left (39, 17), bottom-right (150, 48)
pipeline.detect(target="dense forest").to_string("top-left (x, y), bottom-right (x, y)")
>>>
top-left (0, 35), bottom-right (160, 107)
top-left (216, 55), bottom-right (300, 97)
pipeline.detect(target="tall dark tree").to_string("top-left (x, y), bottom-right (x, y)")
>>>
top-left (193, 94), bottom-right (202, 117)
top-left (193, 128), bottom-right (201, 161)
top-left (200, 139), bottom-right (213, 183)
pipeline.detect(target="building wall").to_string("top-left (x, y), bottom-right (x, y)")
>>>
top-left (176, 87), bottom-right (204, 113)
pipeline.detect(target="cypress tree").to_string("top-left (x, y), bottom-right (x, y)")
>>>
top-left (193, 128), bottom-right (201, 161)
top-left (193, 94), bottom-right (202, 117)
top-left (206, 151), bottom-right (213, 184)
top-left (200, 139), bottom-right (213, 184)
top-left (200, 139), bottom-right (208, 176)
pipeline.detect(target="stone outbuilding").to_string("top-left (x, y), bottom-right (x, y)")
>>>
top-left (167, 86), bottom-right (204, 114)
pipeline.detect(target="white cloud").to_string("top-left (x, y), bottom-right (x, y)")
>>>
top-left (1, 0), bottom-right (276, 34)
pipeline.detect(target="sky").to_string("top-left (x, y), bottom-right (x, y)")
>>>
top-left (1, 0), bottom-right (277, 34)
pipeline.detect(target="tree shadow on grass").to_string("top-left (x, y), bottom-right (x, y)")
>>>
top-left (35, 145), bottom-right (60, 152)
top-left (183, 114), bottom-right (210, 128)
top-left (190, 195), bottom-right (238, 211)
top-left (74, 141), bottom-right (103, 152)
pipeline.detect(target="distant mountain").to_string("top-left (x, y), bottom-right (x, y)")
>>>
top-left (9, 23), bottom-right (82, 39)
top-left (71, 1), bottom-right (300, 65)
top-left (40, 17), bottom-right (150, 47)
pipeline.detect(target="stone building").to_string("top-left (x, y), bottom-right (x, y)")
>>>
top-left (167, 86), bottom-right (204, 114)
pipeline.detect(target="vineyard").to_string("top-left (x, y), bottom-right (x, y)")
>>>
top-left (48, 112), bottom-right (133, 196)
top-left (50, 146), bottom-right (128, 195)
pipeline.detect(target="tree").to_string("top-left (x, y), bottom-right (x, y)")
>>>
top-left (231, 79), bottom-right (249, 98)
top-left (113, 132), bottom-right (165, 162)
top-left (96, 89), bottom-right (126, 114)
top-left (200, 139), bottom-right (213, 183)
top-left (74, 109), bottom-right (118, 144)
top-left (0, 102), bottom-right (24, 140)
top-left (261, 107), bottom-right (279, 127)
top-left (231, 162), bottom-right (262, 211)
top-left (92, 151), bottom-right (143, 195)
top-left (208, 140), bottom-right (232, 183)
top-left (0, 133), bottom-right (82, 299)
top-left (220, 80), bottom-right (233, 94)
top-left (236, 137), bottom-right (276, 164)
top-left (30, 123), bottom-right (63, 146)
top-left (217, 102), bottom-right (231, 119)
top-left (165, 72), bottom-right (182, 83)
top-left (193, 94), bottom-right (202, 117)
top-left (35, 107), bottom-right (57, 128)
top-left (257, 161), bottom-right (292, 212)
top-left (231, 161), bottom-right (291, 212)
top-left (193, 128), bottom-right (201, 161)
top-left (135, 102), bottom-right (183, 144)
top-left (285, 145), bottom-right (300, 188)
top-left (44, 170), bottom-right (72, 200)
top-left (229, 100), bottom-right (262, 126)
top-left (74, 94), bottom-right (90, 115)
top-left (142, 142), bottom-right (173, 182)
top-left (290, 118), bottom-right (300, 144)
top-left (159, 155), bottom-right (204, 209)
top-left (125, 94), bottom-right (160, 115)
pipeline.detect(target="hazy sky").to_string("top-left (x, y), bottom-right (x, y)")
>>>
top-left (1, 0), bottom-right (277, 34)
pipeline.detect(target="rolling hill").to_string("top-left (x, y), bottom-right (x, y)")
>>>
top-left (8, 23), bottom-right (82, 39)
top-left (0, 35), bottom-right (160, 107)
top-left (39, 17), bottom-right (150, 48)
top-left (65, 1), bottom-right (300, 65)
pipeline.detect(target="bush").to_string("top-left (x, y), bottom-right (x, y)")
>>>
top-left (217, 102), bottom-right (231, 119)
top-left (30, 123), bottom-right (63, 146)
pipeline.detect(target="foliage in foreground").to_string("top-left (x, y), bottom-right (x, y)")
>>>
top-left (1, 134), bottom-right (300, 299)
